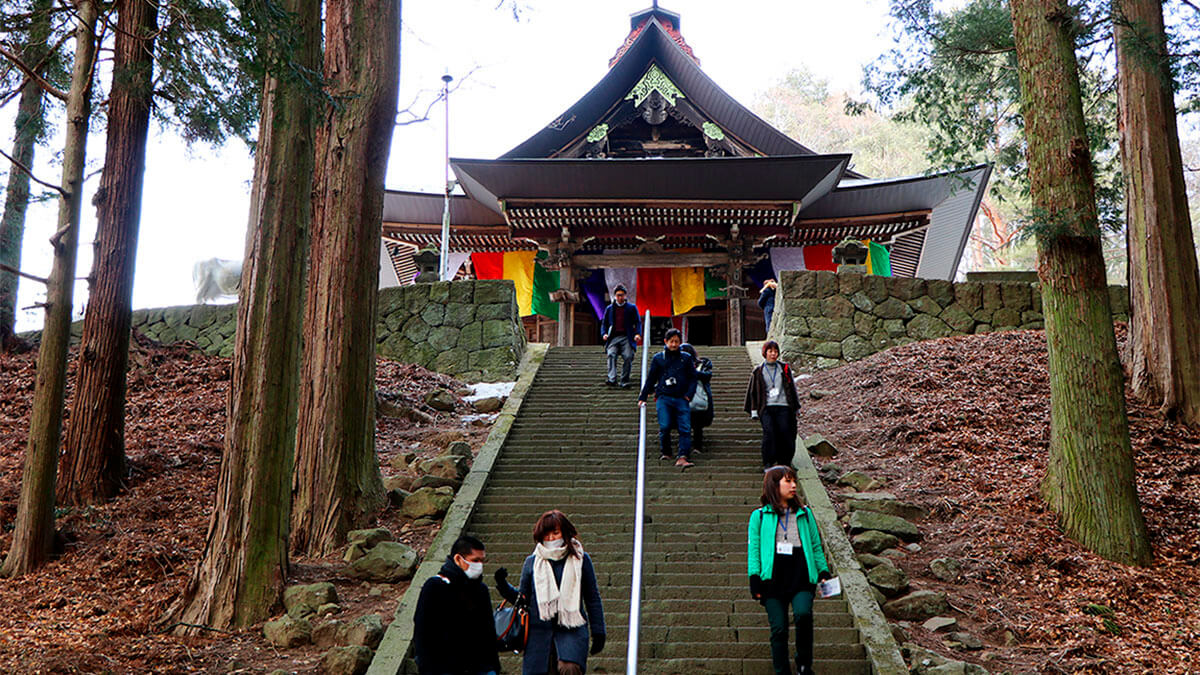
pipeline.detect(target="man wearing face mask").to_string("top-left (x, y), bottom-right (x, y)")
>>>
top-left (413, 535), bottom-right (501, 675)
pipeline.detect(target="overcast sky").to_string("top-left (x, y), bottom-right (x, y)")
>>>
top-left (10, 0), bottom-right (895, 331)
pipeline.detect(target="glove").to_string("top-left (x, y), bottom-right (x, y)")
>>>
top-left (494, 567), bottom-right (508, 585)
top-left (749, 575), bottom-right (763, 599)
top-left (590, 633), bottom-right (606, 655)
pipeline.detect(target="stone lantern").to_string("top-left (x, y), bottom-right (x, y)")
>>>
top-left (412, 246), bottom-right (441, 283)
top-left (832, 238), bottom-right (869, 274)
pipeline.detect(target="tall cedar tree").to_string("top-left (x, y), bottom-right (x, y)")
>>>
top-left (1009, 0), bottom-right (1150, 565)
top-left (58, 0), bottom-right (158, 505)
top-left (167, 0), bottom-right (321, 628)
top-left (1, 0), bottom-right (98, 576)
top-left (0, 0), bottom-right (53, 350)
top-left (290, 0), bottom-right (398, 555)
top-left (1116, 0), bottom-right (1200, 427)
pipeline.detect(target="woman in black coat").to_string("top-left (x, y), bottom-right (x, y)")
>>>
top-left (680, 343), bottom-right (714, 451)
top-left (744, 340), bottom-right (801, 469)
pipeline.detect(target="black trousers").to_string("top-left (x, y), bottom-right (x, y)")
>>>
top-left (760, 406), bottom-right (796, 468)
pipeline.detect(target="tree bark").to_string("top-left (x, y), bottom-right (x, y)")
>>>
top-left (58, 0), bottom-right (159, 506)
top-left (0, 0), bottom-right (52, 350)
top-left (1, 0), bottom-right (98, 577)
top-left (1010, 0), bottom-right (1150, 566)
top-left (1115, 0), bottom-right (1200, 427)
top-left (291, 0), bottom-right (398, 556)
top-left (166, 0), bottom-right (320, 628)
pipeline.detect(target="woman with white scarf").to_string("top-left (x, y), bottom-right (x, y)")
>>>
top-left (495, 510), bottom-right (606, 675)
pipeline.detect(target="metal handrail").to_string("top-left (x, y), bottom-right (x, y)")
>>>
top-left (626, 310), bottom-right (651, 673)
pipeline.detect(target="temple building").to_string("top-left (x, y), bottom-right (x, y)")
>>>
top-left (381, 4), bottom-right (990, 346)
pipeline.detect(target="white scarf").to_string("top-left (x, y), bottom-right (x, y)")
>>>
top-left (532, 539), bottom-right (586, 628)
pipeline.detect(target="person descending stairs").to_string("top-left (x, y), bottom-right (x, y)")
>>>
top-left (464, 346), bottom-right (871, 674)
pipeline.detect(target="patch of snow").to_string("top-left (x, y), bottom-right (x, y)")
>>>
top-left (465, 381), bottom-right (516, 402)
top-left (461, 413), bottom-right (501, 424)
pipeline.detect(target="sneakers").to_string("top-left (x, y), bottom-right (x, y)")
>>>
top-left (659, 452), bottom-right (671, 461)
top-left (605, 379), bottom-right (617, 387)
top-left (619, 380), bottom-right (632, 389)
top-left (675, 457), bottom-right (695, 469)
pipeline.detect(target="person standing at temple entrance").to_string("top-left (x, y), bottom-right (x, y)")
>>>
top-left (600, 285), bottom-right (642, 388)
top-left (744, 340), bottom-right (801, 470)
top-left (759, 278), bottom-right (778, 334)
top-left (639, 328), bottom-right (697, 468)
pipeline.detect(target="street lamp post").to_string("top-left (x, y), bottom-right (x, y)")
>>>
top-left (439, 73), bottom-right (453, 281)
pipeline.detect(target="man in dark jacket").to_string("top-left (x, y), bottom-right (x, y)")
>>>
top-left (638, 328), bottom-right (698, 468)
top-left (600, 285), bottom-right (642, 387)
top-left (413, 535), bottom-right (501, 675)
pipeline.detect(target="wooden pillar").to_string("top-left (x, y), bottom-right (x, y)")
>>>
top-left (728, 297), bottom-right (743, 346)
top-left (557, 259), bottom-right (575, 347)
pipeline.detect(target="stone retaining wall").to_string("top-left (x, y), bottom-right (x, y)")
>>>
top-left (119, 281), bottom-right (525, 382)
top-left (771, 270), bottom-right (1130, 370)
top-left (375, 281), bottom-right (525, 382)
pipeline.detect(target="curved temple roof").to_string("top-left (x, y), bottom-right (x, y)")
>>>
top-left (382, 6), bottom-right (991, 281)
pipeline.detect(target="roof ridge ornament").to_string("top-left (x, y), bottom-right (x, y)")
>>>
top-left (626, 64), bottom-right (684, 108)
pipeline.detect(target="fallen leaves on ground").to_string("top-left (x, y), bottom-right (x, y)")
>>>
top-left (800, 328), bottom-right (1200, 674)
top-left (0, 337), bottom-right (490, 673)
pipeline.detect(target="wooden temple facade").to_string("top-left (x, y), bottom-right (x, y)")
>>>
top-left (381, 4), bottom-right (990, 346)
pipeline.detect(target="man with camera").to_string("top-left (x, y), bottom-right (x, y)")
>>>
top-left (638, 328), bottom-right (698, 469)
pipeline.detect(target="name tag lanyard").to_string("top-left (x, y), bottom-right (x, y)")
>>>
top-left (766, 363), bottom-right (781, 399)
top-left (777, 508), bottom-right (794, 555)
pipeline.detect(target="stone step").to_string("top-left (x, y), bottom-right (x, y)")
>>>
top-left (433, 346), bottom-right (871, 675)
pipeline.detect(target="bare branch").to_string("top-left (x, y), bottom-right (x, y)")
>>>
top-left (0, 44), bottom-right (68, 101)
top-left (0, 146), bottom-right (67, 197)
top-left (395, 66), bottom-right (481, 126)
top-left (0, 262), bottom-right (49, 285)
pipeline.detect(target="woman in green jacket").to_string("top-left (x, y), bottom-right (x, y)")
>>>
top-left (748, 465), bottom-right (831, 675)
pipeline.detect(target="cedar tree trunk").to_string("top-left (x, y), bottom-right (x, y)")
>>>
top-left (1, 0), bottom-right (98, 577)
top-left (291, 0), bottom-right (398, 555)
top-left (1116, 0), bottom-right (1200, 427)
top-left (167, 0), bottom-right (321, 629)
top-left (58, 0), bottom-right (159, 505)
top-left (1009, 0), bottom-right (1151, 565)
top-left (0, 0), bottom-right (52, 350)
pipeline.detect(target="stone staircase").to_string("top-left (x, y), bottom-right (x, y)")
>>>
top-left (467, 346), bottom-right (871, 674)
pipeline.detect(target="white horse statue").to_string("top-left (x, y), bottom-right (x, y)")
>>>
top-left (193, 258), bottom-right (243, 303)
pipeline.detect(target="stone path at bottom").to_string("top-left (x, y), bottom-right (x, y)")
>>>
top-left (430, 346), bottom-right (870, 675)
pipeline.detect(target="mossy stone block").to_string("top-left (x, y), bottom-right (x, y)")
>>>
top-left (428, 326), bottom-right (460, 352)
top-left (814, 271), bottom-right (839, 298)
top-left (458, 322), bottom-right (482, 351)
top-left (474, 281), bottom-right (514, 305)
top-left (421, 303), bottom-right (445, 327)
top-left (821, 295), bottom-right (855, 320)
top-left (862, 275), bottom-right (889, 304)
top-left (841, 334), bottom-right (874, 361)
top-left (482, 320), bottom-right (513, 348)
top-left (428, 281), bottom-right (451, 304)
top-left (443, 303), bottom-right (476, 328)
top-left (476, 303), bottom-right (513, 321)
top-left (448, 280), bottom-right (474, 303)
